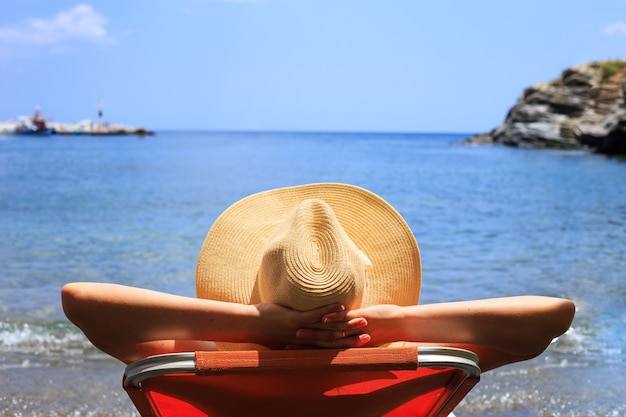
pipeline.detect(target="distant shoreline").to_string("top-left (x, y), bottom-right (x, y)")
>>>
top-left (50, 126), bottom-right (155, 136)
top-left (0, 108), bottom-right (154, 136)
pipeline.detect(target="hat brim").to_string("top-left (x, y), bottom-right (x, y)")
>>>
top-left (196, 183), bottom-right (421, 309)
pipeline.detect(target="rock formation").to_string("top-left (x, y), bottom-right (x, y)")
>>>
top-left (467, 61), bottom-right (626, 155)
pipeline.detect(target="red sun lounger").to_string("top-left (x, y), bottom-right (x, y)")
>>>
top-left (123, 346), bottom-right (480, 417)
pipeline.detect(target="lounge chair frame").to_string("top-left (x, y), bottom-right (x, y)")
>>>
top-left (123, 346), bottom-right (480, 417)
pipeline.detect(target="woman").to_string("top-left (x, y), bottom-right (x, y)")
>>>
top-left (62, 183), bottom-right (575, 372)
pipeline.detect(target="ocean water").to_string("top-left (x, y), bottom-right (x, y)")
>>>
top-left (0, 131), bottom-right (624, 416)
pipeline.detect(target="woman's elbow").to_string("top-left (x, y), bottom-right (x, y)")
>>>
top-left (524, 297), bottom-right (576, 357)
top-left (61, 283), bottom-right (78, 319)
top-left (61, 282), bottom-right (91, 327)
top-left (550, 298), bottom-right (576, 336)
top-left (505, 297), bottom-right (576, 358)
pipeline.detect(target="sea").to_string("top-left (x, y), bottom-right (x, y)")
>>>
top-left (0, 131), bottom-right (624, 416)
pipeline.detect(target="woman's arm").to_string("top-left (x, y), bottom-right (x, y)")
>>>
top-left (61, 282), bottom-right (354, 363)
top-left (302, 296), bottom-right (576, 371)
top-left (62, 283), bottom-right (575, 371)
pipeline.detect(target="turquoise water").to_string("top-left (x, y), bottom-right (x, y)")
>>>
top-left (0, 131), bottom-right (624, 416)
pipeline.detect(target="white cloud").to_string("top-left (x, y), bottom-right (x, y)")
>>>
top-left (602, 21), bottom-right (626, 36)
top-left (0, 4), bottom-right (114, 46)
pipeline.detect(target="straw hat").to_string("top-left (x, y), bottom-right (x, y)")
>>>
top-left (196, 183), bottom-right (421, 315)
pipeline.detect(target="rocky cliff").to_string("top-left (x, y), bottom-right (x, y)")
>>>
top-left (467, 61), bottom-right (626, 155)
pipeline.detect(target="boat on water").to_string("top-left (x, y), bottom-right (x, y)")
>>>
top-left (15, 108), bottom-right (52, 135)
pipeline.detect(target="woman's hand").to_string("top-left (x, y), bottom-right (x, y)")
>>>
top-left (292, 304), bottom-right (404, 348)
top-left (254, 302), bottom-right (370, 349)
top-left (252, 302), bottom-right (362, 348)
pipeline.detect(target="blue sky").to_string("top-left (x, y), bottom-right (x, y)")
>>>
top-left (1, 1), bottom-right (625, 133)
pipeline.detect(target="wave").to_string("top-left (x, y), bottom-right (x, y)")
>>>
top-left (0, 319), bottom-right (108, 368)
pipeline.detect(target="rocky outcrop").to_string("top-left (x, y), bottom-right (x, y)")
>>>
top-left (467, 61), bottom-right (626, 155)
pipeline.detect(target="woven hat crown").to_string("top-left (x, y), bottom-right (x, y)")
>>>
top-left (258, 198), bottom-right (369, 310)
